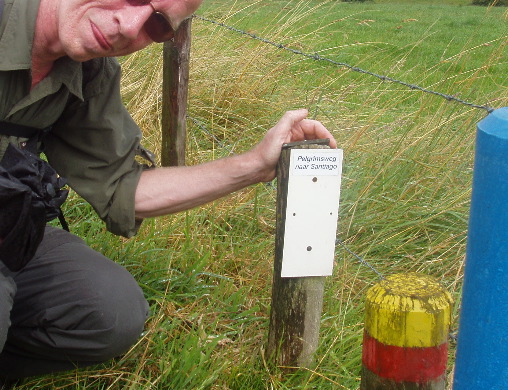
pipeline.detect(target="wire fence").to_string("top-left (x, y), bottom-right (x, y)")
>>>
top-left (188, 13), bottom-right (501, 279)
top-left (191, 109), bottom-right (385, 279)
top-left (193, 14), bottom-right (497, 115)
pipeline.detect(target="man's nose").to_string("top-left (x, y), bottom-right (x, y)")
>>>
top-left (117, 6), bottom-right (153, 40)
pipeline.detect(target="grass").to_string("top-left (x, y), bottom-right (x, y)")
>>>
top-left (22, 0), bottom-right (508, 389)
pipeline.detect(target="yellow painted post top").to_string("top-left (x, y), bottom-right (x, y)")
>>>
top-left (365, 273), bottom-right (453, 348)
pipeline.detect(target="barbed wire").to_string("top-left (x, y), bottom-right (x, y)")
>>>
top-left (188, 14), bottom-right (493, 279)
top-left (336, 238), bottom-right (385, 279)
top-left (193, 14), bottom-right (496, 115)
top-left (187, 114), bottom-right (385, 279)
top-left (187, 116), bottom-right (232, 152)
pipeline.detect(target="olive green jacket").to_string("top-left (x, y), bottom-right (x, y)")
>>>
top-left (0, 0), bottom-right (148, 237)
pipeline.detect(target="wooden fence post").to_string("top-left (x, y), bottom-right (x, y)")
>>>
top-left (161, 19), bottom-right (192, 167)
top-left (267, 139), bottom-right (343, 369)
top-left (361, 273), bottom-right (453, 389)
top-left (453, 107), bottom-right (508, 389)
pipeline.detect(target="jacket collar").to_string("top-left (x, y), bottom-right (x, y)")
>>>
top-left (0, 0), bottom-right (84, 101)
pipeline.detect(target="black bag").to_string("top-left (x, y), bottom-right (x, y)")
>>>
top-left (0, 144), bottom-right (68, 271)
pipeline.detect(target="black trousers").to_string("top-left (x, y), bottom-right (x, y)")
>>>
top-left (0, 227), bottom-right (149, 379)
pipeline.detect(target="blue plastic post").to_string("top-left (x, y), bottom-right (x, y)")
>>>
top-left (454, 107), bottom-right (508, 389)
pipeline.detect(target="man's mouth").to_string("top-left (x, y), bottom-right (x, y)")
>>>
top-left (91, 22), bottom-right (112, 50)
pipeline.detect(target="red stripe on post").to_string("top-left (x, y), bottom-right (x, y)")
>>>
top-left (362, 331), bottom-right (448, 383)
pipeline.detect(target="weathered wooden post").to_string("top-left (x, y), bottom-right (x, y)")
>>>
top-left (161, 19), bottom-right (192, 167)
top-left (453, 107), bottom-right (508, 389)
top-left (361, 273), bottom-right (453, 390)
top-left (267, 139), bottom-right (343, 369)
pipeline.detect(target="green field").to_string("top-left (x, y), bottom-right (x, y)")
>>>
top-left (22, 1), bottom-right (507, 389)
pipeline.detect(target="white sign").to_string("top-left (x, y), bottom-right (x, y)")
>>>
top-left (291, 149), bottom-right (342, 176)
top-left (281, 149), bottom-right (343, 278)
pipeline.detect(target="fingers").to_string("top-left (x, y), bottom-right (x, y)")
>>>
top-left (277, 109), bottom-right (309, 142)
top-left (280, 109), bottom-right (337, 148)
top-left (296, 119), bottom-right (337, 148)
top-left (282, 108), bottom-right (309, 124)
top-left (248, 109), bottom-right (337, 182)
top-left (262, 109), bottom-right (337, 154)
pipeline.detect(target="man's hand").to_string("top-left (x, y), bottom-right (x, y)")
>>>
top-left (247, 109), bottom-right (337, 182)
top-left (135, 109), bottom-right (336, 218)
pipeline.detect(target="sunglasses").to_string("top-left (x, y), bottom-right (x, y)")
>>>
top-left (145, 12), bottom-right (176, 43)
top-left (126, 0), bottom-right (178, 43)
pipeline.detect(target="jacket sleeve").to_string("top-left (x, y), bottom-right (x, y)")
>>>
top-left (43, 57), bottom-right (148, 238)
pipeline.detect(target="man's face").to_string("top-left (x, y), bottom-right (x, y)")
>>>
top-left (56, 0), bottom-right (203, 61)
